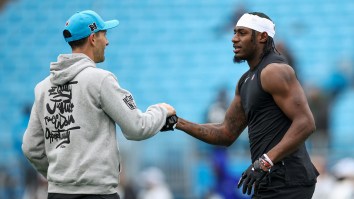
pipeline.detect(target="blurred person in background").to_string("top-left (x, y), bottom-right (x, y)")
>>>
top-left (328, 157), bottom-right (354, 199)
top-left (17, 103), bottom-right (47, 199)
top-left (311, 155), bottom-right (335, 199)
top-left (0, 0), bottom-right (10, 11)
top-left (137, 167), bottom-right (173, 199)
top-left (0, 165), bottom-right (17, 199)
top-left (22, 173), bottom-right (48, 199)
top-left (325, 57), bottom-right (353, 100)
top-left (214, 4), bottom-right (248, 37)
top-left (275, 41), bottom-right (297, 74)
top-left (306, 86), bottom-right (330, 154)
top-left (205, 87), bottom-right (230, 124)
top-left (204, 88), bottom-right (249, 199)
top-left (117, 163), bottom-right (138, 199)
top-left (21, 10), bottom-right (175, 199)
top-left (205, 147), bottom-right (250, 199)
top-left (172, 12), bottom-right (318, 198)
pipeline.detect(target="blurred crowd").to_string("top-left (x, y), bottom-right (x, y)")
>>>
top-left (1, 1), bottom-right (354, 199)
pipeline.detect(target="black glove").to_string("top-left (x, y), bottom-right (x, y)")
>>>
top-left (237, 159), bottom-right (268, 195)
top-left (160, 115), bottom-right (178, 131)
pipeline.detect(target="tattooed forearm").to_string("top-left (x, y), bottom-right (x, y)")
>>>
top-left (197, 123), bottom-right (225, 144)
top-left (175, 93), bottom-right (248, 146)
top-left (176, 118), bottom-right (244, 146)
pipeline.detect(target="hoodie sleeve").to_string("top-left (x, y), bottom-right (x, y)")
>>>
top-left (22, 102), bottom-right (48, 178)
top-left (100, 74), bottom-right (168, 140)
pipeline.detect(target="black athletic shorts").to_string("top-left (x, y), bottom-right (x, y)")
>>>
top-left (47, 193), bottom-right (120, 199)
top-left (252, 164), bottom-right (316, 199)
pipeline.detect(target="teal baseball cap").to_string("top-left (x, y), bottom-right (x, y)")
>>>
top-left (63, 10), bottom-right (119, 42)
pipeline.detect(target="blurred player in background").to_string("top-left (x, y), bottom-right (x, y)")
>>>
top-left (22, 10), bottom-right (175, 199)
top-left (172, 12), bottom-right (319, 198)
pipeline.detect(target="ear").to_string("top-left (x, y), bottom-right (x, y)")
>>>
top-left (259, 32), bottom-right (268, 43)
top-left (88, 33), bottom-right (96, 46)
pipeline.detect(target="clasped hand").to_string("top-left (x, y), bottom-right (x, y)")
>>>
top-left (158, 103), bottom-right (178, 131)
top-left (160, 115), bottom-right (178, 131)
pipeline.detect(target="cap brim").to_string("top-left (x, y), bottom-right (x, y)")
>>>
top-left (103, 19), bottom-right (119, 30)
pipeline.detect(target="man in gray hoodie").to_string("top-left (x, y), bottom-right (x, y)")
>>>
top-left (22, 10), bottom-right (175, 199)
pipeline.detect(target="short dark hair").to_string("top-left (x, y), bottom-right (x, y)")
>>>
top-left (63, 30), bottom-right (105, 49)
top-left (248, 12), bottom-right (279, 59)
top-left (63, 30), bottom-right (89, 49)
top-left (68, 37), bottom-right (89, 49)
top-left (248, 12), bottom-right (272, 21)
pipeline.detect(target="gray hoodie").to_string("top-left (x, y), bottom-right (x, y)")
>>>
top-left (22, 53), bottom-right (168, 194)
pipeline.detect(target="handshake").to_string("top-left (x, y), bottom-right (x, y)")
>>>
top-left (158, 103), bottom-right (178, 132)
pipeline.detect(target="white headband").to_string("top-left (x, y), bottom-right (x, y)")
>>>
top-left (236, 13), bottom-right (275, 38)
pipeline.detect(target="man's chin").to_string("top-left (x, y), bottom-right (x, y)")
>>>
top-left (233, 55), bottom-right (245, 64)
top-left (95, 57), bottom-right (105, 63)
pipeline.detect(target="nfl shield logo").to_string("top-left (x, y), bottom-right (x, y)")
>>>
top-left (123, 95), bottom-right (137, 110)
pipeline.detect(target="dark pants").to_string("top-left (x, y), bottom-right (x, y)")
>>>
top-left (252, 164), bottom-right (316, 199)
top-left (252, 183), bottom-right (315, 199)
top-left (48, 193), bottom-right (120, 199)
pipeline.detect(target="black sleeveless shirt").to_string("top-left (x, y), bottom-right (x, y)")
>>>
top-left (238, 51), bottom-right (318, 185)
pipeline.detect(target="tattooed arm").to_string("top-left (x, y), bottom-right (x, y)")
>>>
top-left (176, 88), bottom-right (247, 146)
